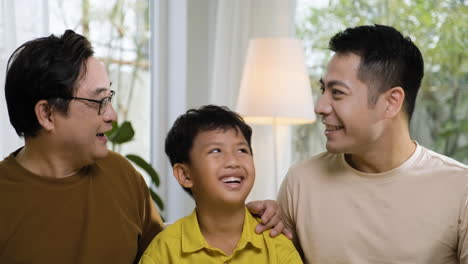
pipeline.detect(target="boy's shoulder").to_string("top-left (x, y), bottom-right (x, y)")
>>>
top-left (247, 212), bottom-right (302, 262)
top-left (146, 212), bottom-right (191, 252)
top-left (245, 211), bottom-right (295, 245)
top-left (141, 212), bottom-right (194, 262)
top-left (153, 212), bottom-right (193, 242)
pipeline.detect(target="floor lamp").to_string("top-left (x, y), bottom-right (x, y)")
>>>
top-left (236, 38), bottom-right (316, 193)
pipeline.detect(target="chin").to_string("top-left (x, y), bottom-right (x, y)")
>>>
top-left (325, 141), bottom-right (351, 154)
top-left (222, 195), bottom-right (249, 206)
top-left (325, 143), bottom-right (342, 153)
top-left (94, 147), bottom-right (110, 160)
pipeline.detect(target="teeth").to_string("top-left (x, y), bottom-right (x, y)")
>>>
top-left (325, 125), bottom-right (343, 131)
top-left (221, 176), bottom-right (241, 183)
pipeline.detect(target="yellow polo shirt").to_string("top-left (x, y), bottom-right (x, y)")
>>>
top-left (139, 207), bottom-right (302, 264)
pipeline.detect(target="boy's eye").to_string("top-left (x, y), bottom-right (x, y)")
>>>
top-left (238, 148), bottom-right (250, 154)
top-left (209, 148), bottom-right (221, 153)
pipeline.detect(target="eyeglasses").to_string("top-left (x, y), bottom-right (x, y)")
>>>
top-left (63, 90), bottom-right (115, 115)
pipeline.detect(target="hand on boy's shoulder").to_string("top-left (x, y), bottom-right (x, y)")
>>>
top-left (250, 214), bottom-right (303, 264)
top-left (246, 200), bottom-right (294, 239)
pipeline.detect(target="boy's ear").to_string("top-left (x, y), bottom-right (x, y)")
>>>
top-left (383, 86), bottom-right (405, 119)
top-left (173, 163), bottom-right (193, 188)
top-left (35, 100), bottom-right (55, 131)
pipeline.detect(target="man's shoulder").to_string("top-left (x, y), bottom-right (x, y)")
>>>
top-left (0, 149), bottom-right (20, 170)
top-left (287, 151), bottom-right (342, 177)
top-left (98, 150), bottom-right (130, 164)
top-left (418, 146), bottom-right (468, 172)
top-left (94, 151), bottom-right (136, 172)
top-left (413, 147), bottom-right (468, 182)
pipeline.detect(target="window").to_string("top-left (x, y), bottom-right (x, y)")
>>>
top-left (294, 0), bottom-right (468, 163)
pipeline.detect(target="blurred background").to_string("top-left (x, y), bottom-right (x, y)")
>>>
top-left (0, 0), bottom-right (466, 222)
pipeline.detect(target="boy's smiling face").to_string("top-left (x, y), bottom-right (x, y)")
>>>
top-left (177, 127), bottom-right (255, 207)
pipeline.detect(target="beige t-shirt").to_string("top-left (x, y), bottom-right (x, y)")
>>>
top-left (278, 144), bottom-right (468, 264)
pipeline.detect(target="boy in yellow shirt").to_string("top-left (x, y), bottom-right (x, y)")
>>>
top-left (140, 105), bottom-right (302, 263)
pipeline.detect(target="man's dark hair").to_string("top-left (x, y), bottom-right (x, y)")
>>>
top-left (5, 30), bottom-right (94, 137)
top-left (329, 24), bottom-right (424, 121)
top-left (165, 105), bottom-right (253, 196)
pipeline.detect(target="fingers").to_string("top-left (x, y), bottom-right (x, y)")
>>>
top-left (269, 221), bottom-right (284, 238)
top-left (260, 203), bottom-right (279, 225)
top-left (249, 199), bottom-right (289, 238)
top-left (246, 200), bottom-right (264, 215)
top-left (255, 223), bottom-right (268, 234)
top-left (281, 227), bottom-right (294, 240)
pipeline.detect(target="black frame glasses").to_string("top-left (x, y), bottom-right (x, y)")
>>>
top-left (64, 90), bottom-right (115, 115)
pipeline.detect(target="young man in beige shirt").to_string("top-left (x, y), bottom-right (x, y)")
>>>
top-left (278, 24), bottom-right (468, 264)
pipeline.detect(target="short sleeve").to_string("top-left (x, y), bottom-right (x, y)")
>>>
top-left (277, 169), bottom-right (302, 254)
top-left (458, 181), bottom-right (468, 263)
top-left (136, 172), bottom-right (165, 261)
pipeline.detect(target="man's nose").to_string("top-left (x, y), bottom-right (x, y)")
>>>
top-left (103, 103), bottom-right (118, 123)
top-left (314, 93), bottom-right (332, 116)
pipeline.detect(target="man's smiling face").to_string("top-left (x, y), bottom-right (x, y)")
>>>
top-left (315, 52), bottom-right (387, 154)
top-left (53, 57), bottom-right (117, 164)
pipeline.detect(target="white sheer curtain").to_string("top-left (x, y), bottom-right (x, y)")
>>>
top-left (0, 0), bottom-right (49, 158)
top-left (157, 0), bottom-right (299, 221)
top-left (210, 0), bottom-right (297, 107)
top-left (208, 0), bottom-right (298, 202)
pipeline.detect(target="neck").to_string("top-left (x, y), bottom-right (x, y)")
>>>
top-left (16, 137), bottom-right (88, 178)
top-left (196, 203), bottom-right (245, 255)
top-left (346, 121), bottom-right (416, 173)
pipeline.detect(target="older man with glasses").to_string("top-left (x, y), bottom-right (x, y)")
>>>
top-left (0, 30), bottom-right (288, 264)
top-left (0, 29), bottom-right (163, 264)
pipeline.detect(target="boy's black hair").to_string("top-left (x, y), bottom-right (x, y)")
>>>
top-left (165, 105), bottom-right (253, 196)
top-left (5, 30), bottom-right (94, 137)
top-left (329, 24), bottom-right (424, 121)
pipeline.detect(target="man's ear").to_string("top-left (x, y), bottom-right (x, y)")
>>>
top-left (173, 163), bottom-right (193, 188)
top-left (35, 100), bottom-right (55, 131)
top-left (383, 86), bottom-right (405, 119)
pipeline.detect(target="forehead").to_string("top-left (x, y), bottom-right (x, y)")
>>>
top-left (323, 53), bottom-right (361, 83)
top-left (193, 127), bottom-right (246, 146)
top-left (75, 57), bottom-right (111, 96)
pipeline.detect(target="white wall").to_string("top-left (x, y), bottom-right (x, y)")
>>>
top-left (0, 0), bottom-right (49, 158)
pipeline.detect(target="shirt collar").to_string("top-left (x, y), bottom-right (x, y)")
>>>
top-left (181, 207), bottom-right (264, 254)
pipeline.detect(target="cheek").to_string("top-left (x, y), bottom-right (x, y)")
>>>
top-left (191, 158), bottom-right (220, 178)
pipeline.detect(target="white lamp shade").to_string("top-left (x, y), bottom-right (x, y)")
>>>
top-left (236, 38), bottom-right (316, 125)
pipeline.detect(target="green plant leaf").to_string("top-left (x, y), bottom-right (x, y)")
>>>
top-left (150, 188), bottom-right (165, 211)
top-left (126, 154), bottom-right (160, 186)
top-left (109, 121), bottom-right (135, 144)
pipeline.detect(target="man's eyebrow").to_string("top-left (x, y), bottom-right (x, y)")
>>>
top-left (92, 82), bottom-right (112, 96)
top-left (92, 88), bottom-right (109, 96)
top-left (320, 79), bottom-right (350, 90)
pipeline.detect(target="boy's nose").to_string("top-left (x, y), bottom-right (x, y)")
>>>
top-left (224, 152), bottom-right (241, 168)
